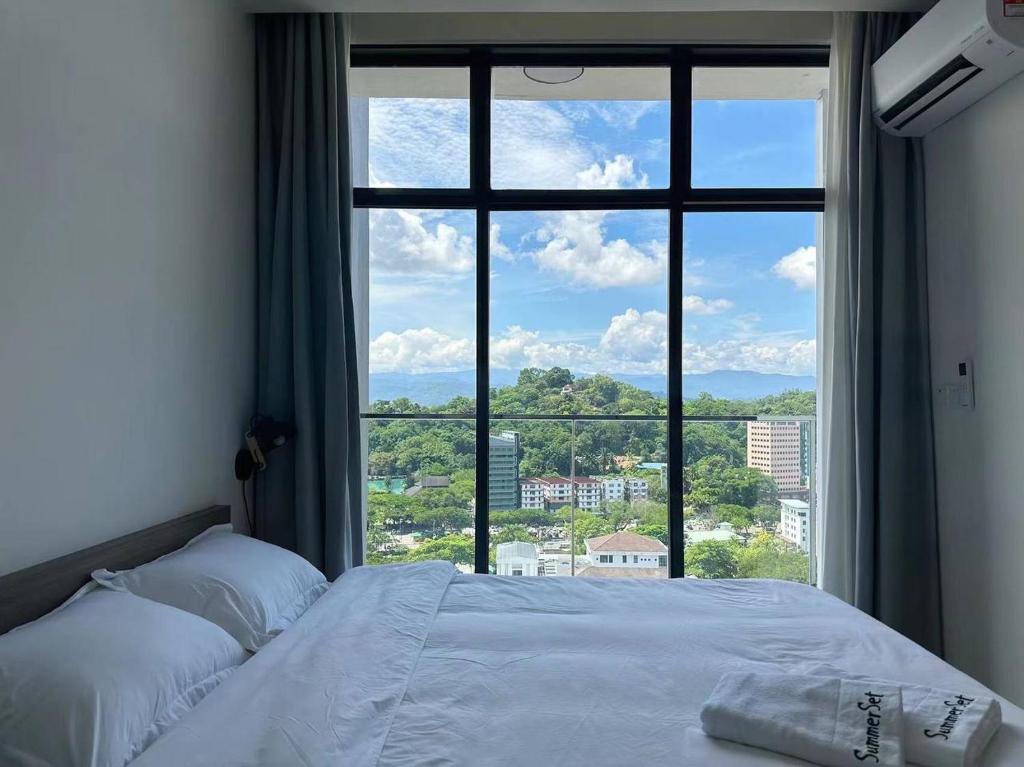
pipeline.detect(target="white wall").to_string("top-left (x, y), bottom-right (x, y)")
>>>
top-left (924, 72), bottom-right (1024, 705)
top-left (0, 0), bottom-right (255, 575)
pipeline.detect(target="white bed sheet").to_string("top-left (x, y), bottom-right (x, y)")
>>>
top-left (132, 562), bottom-right (1024, 766)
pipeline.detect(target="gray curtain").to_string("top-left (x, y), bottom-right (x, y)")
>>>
top-left (254, 14), bottom-right (363, 580)
top-left (822, 12), bottom-right (943, 654)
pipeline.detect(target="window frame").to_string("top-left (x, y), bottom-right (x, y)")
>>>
top-left (353, 44), bottom-right (828, 577)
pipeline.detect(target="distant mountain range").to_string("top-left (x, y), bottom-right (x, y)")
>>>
top-left (369, 369), bottom-right (815, 406)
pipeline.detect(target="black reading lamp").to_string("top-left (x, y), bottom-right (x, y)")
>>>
top-left (235, 415), bottom-right (295, 533)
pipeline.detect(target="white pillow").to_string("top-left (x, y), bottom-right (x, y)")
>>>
top-left (0, 585), bottom-right (246, 767)
top-left (92, 527), bottom-right (328, 651)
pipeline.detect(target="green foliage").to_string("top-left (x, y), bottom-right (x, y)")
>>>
top-left (684, 540), bottom-right (741, 579)
top-left (736, 532), bottom-right (809, 582)
top-left (714, 504), bottom-right (756, 533)
top-left (752, 505), bottom-right (781, 530)
top-left (571, 512), bottom-right (614, 554)
top-left (405, 534), bottom-right (475, 566)
top-left (634, 523), bottom-right (669, 545)
top-left (365, 367), bottom-right (814, 579)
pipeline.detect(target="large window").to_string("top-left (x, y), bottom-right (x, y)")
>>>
top-left (352, 47), bottom-right (826, 580)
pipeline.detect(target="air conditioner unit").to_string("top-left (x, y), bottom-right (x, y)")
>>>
top-left (873, 0), bottom-right (1024, 137)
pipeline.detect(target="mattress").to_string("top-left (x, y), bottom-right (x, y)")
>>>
top-left (132, 562), bottom-right (1024, 766)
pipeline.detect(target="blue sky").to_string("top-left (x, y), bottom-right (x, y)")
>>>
top-left (364, 86), bottom-right (819, 384)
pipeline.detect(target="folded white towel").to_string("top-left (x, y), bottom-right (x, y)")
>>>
top-left (701, 672), bottom-right (904, 767)
top-left (901, 685), bottom-right (1002, 767)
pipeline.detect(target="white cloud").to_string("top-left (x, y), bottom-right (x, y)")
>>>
top-left (369, 328), bottom-right (474, 373)
top-left (489, 325), bottom-right (595, 372)
top-left (772, 246), bottom-right (817, 291)
top-left (491, 101), bottom-right (592, 189)
top-left (530, 211), bottom-right (666, 288)
top-left (684, 338), bottom-right (816, 376)
top-left (369, 209), bottom-right (474, 277)
top-left (489, 223), bottom-right (513, 262)
top-left (598, 309), bottom-right (666, 369)
top-left (368, 98), bottom-right (470, 188)
top-left (371, 311), bottom-right (815, 377)
top-left (683, 295), bottom-right (734, 315)
top-left (574, 154), bottom-right (649, 190)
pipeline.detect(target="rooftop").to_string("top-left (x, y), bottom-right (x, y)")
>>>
top-left (586, 530), bottom-right (667, 553)
top-left (576, 565), bottom-right (667, 579)
top-left (521, 476), bottom-right (601, 486)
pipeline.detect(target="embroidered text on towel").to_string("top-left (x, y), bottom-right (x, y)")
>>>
top-left (854, 691), bottom-right (890, 763)
top-left (923, 694), bottom-right (976, 740)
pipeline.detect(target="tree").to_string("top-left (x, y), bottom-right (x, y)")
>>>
top-left (411, 505), bottom-right (473, 536)
top-left (684, 540), bottom-right (740, 579)
top-left (715, 504), bottom-right (756, 534)
top-left (365, 527), bottom-right (408, 565)
top-left (634, 523), bottom-right (669, 545)
top-left (490, 525), bottom-right (538, 546)
top-left (736, 533), bottom-right (808, 583)
top-left (406, 534), bottom-right (475, 566)
top-left (541, 367), bottom-right (574, 389)
top-left (571, 512), bottom-right (613, 554)
top-left (752, 505), bottom-right (781, 531)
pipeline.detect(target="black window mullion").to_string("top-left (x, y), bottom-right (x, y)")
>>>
top-left (471, 55), bottom-right (491, 575)
top-left (352, 44), bottom-right (827, 577)
top-left (668, 49), bottom-right (690, 579)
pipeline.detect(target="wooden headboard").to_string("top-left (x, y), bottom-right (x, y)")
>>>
top-left (0, 505), bottom-right (230, 635)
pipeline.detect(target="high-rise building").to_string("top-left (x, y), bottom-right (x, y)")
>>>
top-left (779, 498), bottom-right (810, 553)
top-left (746, 421), bottom-right (803, 493)
top-left (488, 431), bottom-right (520, 510)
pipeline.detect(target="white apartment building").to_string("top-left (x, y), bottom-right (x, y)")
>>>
top-left (625, 477), bottom-right (649, 502)
top-left (746, 421), bottom-right (804, 493)
top-left (601, 477), bottom-right (625, 502)
top-left (495, 541), bottom-right (540, 576)
top-left (519, 479), bottom-right (547, 510)
top-left (518, 477), bottom-right (602, 510)
top-left (541, 478), bottom-right (573, 507)
top-left (573, 477), bottom-right (602, 510)
top-left (779, 498), bottom-right (810, 553)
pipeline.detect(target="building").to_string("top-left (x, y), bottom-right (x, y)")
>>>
top-left (779, 498), bottom-right (810, 553)
top-left (746, 421), bottom-right (804, 493)
top-left (519, 479), bottom-right (547, 509)
top-left (583, 531), bottom-right (668, 571)
top-left (495, 541), bottom-right (540, 576)
top-left (488, 431), bottom-right (521, 511)
top-left (684, 522), bottom-right (739, 546)
top-left (601, 477), bottom-right (625, 502)
top-left (637, 462), bottom-right (668, 491)
top-left (573, 477), bottom-right (602, 510)
top-left (520, 476), bottom-right (604, 510)
top-left (404, 475), bottom-right (450, 497)
top-left (625, 477), bottom-right (649, 502)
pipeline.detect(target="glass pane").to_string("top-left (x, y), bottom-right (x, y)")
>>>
top-left (489, 210), bottom-right (668, 415)
top-left (350, 67), bottom-right (469, 188)
top-left (683, 418), bottom-right (813, 584)
top-left (367, 209), bottom-right (476, 412)
top-left (488, 419), bottom-right (668, 578)
top-left (682, 212), bottom-right (817, 418)
top-left (492, 67), bottom-right (669, 189)
top-left (366, 418), bottom-right (476, 571)
top-left (692, 67), bottom-right (827, 188)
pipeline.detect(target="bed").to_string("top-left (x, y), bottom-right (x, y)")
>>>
top-left (3, 512), bottom-right (1021, 766)
top-left (132, 560), bottom-right (1023, 766)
